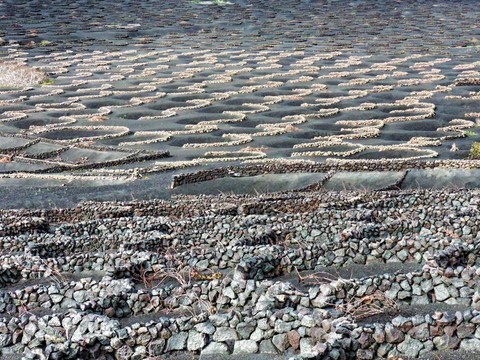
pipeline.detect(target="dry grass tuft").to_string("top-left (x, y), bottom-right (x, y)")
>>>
top-left (89, 115), bottom-right (109, 122)
top-left (0, 156), bottom-right (12, 163)
top-left (0, 62), bottom-right (48, 88)
top-left (284, 124), bottom-right (301, 132)
top-left (242, 145), bottom-right (269, 152)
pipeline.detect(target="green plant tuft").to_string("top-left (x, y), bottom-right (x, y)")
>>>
top-left (40, 78), bottom-right (54, 86)
top-left (469, 142), bottom-right (480, 158)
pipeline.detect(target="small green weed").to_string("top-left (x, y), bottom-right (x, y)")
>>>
top-left (40, 78), bottom-right (54, 86)
top-left (469, 142), bottom-right (480, 158)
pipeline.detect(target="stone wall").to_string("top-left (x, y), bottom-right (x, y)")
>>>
top-left (171, 159), bottom-right (480, 188)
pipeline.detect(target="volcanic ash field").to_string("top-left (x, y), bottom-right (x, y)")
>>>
top-left (1, 0), bottom-right (480, 359)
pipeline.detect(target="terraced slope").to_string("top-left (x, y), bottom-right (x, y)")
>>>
top-left (1, 189), bottom-right (480, 359)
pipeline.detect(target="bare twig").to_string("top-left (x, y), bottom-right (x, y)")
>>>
top-left (336, 291), bottom-right (399, 320)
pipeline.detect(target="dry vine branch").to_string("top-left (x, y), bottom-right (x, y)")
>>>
top-left (336, 291), bottom-right (400, 320)
top-left (295, 267), bottom-right (339, 285)
top-left (133, 263), bottom-right (223, 289)
top-left (132, 264), bottom-right (193, 288)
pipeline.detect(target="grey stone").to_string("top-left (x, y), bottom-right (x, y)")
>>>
top-left (196, 259), bottom-right (209, 271)
top-left (131, 346), bottom-right (147, 360)
top-left (187, 330), bottom-right (207, 351)
top-left (149, 339), bottom-right (165, 356)
top-left (357, 331), bottom-right (373, 348)
top-left (0, 334), bottom-right (12, 347)
top-left (422, 339), bottom-right (434, 354)
top-left (373, 325), bottom-right (385, 343)
top-left (116, 345), bottom-right (134, 360)
top-left (71, 321), bottom-right (89, 342)
top-left (409, 323), bottom-right (429, 340)
top-left (385, 283), bottom-right (401, 299)
top-left (357, 349), bottom-right (374, 360)
top-left (457, 323), bottom-right (475, 339)
top-left (195, 322), bottom-right (215, 335)
top-left (392, 316), bottom-right (409, 328)
top-left (438, 335), bottom-right (459, 350)
top-left (233, 340), bottom-right (259, 354)
top-left (412, 295), bottom-right (429, 305)
top-left (201, 342), bottom-right (229, 355)
top-left (223, 287), bottom-right (236, 299)
top-left (301, 315), bottom-right (316, 327)
top-left (272, 333), bottom-right (289, 351)
top-left (24, 322), bottom-right (37, 336)
top-left (250, 328), bottom-right (264, 342)
top-left (275, 320), bottom-right (292, 333)
top-left (412, 284), bottom-right (422, 296)
top-left (398, 291), bottom-right (410, 300)
top-left (329, 348), bottom-right (343, 360)
top-left (300, 338), bottom-right (315, 355)
top-left (398, 335), bottom-right (424, 357)
top-left (434, 284), bottom-right (450, 301)
top-left (61, 298), bottom-right (77, 309)
top-left (421, 279), bottom-right (433, 293)
top-left (213, 327), bottom-right (238, 342)
top-left (51, 294), bottom-right (63, 304)
top-left (259, 339), bottom-right (278, 354)
top-left (209, 314), bottom-right (229, 327)
top-left (73, 291), bottom-right (86, 303)
top-left (136, 332), bottom-right (152, 346)
top-left (460, 338), bottom-right (480, 352)
top-left (377, 343), bottom-right (394, 357)
top-left (237, 322), bottom-right (255, 339)
top-left (166, 332), bottom-right (188, 351)
top-left (312, 293), bottom-right (329, 307)
top-left (111, 337), bottom-right (123, 350)
top-left (397, 250), bottom-right (408, 261)
top-left (385, 323), bottom-right (404, 343)
top-left (255, 295), bottom-right (274, 312)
